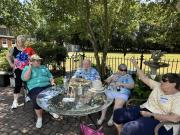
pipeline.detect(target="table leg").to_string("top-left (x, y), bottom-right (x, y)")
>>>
top-left (88, 114), bottom-right (98, 128)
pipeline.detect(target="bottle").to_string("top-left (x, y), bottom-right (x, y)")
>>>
top-left (78, 84), bottom-right (83, 95)
top-left (117, 86), bottom-right (120, 91)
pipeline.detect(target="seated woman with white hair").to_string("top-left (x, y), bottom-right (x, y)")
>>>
top-left (21, 54), bottom-right (59, 128)
top-left (72, 59), bottom-right (100, 81)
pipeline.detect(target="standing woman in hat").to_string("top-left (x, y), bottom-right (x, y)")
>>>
top-left (6, 35), bottom-right (35, 109)
top-left (97, 64), bottom-right (135, 126)
top-left (21, 54), bottom-right (58, 128)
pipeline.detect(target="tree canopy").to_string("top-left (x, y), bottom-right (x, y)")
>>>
top-left (0, 0), bottom-right (179, 76)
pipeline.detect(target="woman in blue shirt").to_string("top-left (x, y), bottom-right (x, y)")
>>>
top-left (21, 54), bottom-right (58, 128)
top-left (97, 64), bottom-right (135, 126)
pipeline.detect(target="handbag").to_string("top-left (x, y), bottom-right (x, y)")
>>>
top-left (80, 123), bottom-right (104, 135)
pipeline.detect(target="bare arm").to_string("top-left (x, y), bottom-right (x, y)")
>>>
top-left (50, 78), bottom-right (55, 86)
top-left (131, 57), bottom-right (151, 87)
top-left (105, 76), bottom-right (113, 84)
top-left (23, 64), bottom-right (32, 81)
top-left (153, 113), bottom-right (180, 122)
top-left (104, 73), bottom-right (117, 84)
top-left (141, 111), bottom-right (180, 123)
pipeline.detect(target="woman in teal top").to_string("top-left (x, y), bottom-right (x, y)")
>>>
top-left (22, 63), bottom-right (53, 91)
top-left (21, 54), bottom-right (57, 128)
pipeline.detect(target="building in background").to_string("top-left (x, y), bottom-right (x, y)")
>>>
top-left (63, 42), bottom-right (80, 52)
top-left (0, 25), bottom-right (15, 48)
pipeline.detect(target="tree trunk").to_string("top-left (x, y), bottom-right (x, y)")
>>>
top-left (84, 0), bottom-right (111, 79)
top-left (85, 0), bottom-right (101, 73)
top-left (101, 0), bottom-right (109, 79)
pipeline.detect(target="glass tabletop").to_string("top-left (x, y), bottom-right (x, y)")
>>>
top-left (36, 85), bottom-right (113, 116)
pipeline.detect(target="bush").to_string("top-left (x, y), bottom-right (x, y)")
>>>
top-left (51, 67), bottom-right (65, 78)
top-left (54, 76), bottom-right (63, 85)
top-left (0, 49), bottom-right (11, 71)
top-left (132, 75), bottom-right (162, 99)
top-left (132, 78), bottom-right (151, 99)
top-left (30, 41), bottom-right (67, 76)
top-left (91, 64), bottom-right (113, 80)
top-left (31, 41), bottom-right (68, 64)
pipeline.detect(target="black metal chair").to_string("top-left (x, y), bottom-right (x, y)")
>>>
top-left (23, 82), bottom-right (30, 109)
top-left (23, 82), bottom-right (36, 122)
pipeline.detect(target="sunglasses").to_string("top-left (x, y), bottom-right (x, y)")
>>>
top-left (120, 69), bottom-right (127, 72)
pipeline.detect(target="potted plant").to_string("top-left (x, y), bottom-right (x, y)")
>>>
top-left (0, 49), bottom-right (12, 87)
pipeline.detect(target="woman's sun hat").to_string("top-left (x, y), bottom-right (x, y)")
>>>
top-left (88, 80), bottom-right (105, 93)
top-left (30, 54), bottom-right (42, 61)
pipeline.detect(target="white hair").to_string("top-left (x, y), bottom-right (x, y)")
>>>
top-left (17, 35), bottom-right (26, 43)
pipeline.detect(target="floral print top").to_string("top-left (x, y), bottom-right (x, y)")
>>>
top-left (72, 67), bottom-right (100, 81)
top-left (12, 47), bottom-right (35, 70)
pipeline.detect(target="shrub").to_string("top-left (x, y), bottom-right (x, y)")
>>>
top-left (132, 75), bottom-right (162, 99)
top-left (0, 49), bottom-right (11, 71)
top-left (54, 76), bottom-right (63, 85)
top-left (31, 41), bottom-right (68, 64)
top-left (91, 63), bottom-right (113, 80)
top-left (132, 78), bottom-right (151, 99)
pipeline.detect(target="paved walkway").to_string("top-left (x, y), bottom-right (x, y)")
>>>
top-left (0, 87), bottom-right (116, 135)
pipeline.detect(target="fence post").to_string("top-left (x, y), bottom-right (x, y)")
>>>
top-left (140, 53), bottom-right (144, 70)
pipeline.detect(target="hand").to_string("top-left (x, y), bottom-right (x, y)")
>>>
top-left (110, 82), bottom-right (116, 86)
top-left (140, 111), bottom-right (153, 117)
top-left (111, 74), bottom-right (118, 81)
top-left (50, 78), bottom-right (56, 86)
top-left (116, 82), bottom-right (123, 87)
top-left (29, 61), bottom-right (32, 66)
top-left (104, 78), bottom-right (111, 84)
top-left (51, 82), bottom-right (56, 86)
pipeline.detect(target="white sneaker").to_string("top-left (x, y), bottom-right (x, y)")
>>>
top-left (36, 119), bottom-right (42, 128)
top-left (97, 118), bottom-right (104, 125)
top-left (25, 96), bottom-right (30, 102)
top-left (107, 118), bottom-right (113, 126)
top-left (49, 112), bottom-right (59, 119)
top-left (11, 101), bottom-right (18, 109)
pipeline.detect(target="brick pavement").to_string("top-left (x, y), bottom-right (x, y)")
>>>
top-left (0, 87), bottom-right (116, 135)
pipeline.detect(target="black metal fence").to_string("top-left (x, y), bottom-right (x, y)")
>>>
top-left (65, 55), bottom-right (180, 77)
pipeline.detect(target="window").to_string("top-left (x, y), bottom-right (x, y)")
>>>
top-left (0, 28), bottom-right (7, 35)
top-left (11, 39), bottom-right (16, 47)
top-left (2, 39), bottom-right (8, 48)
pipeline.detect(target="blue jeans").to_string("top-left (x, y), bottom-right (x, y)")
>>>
top-left (113, 106), bottom-right (173, 135)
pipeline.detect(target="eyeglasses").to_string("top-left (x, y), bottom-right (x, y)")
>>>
top-left (120, 69), bottom-right (127, 72)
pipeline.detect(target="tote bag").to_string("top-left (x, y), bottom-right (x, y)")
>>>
top-left (80, 123), bottom-right (104, 135)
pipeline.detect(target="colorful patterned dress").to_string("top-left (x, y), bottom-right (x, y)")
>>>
top-left (12, 47), bottom-right (35, 93)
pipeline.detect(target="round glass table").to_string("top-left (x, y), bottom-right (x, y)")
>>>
top-left (36, 86), bottom-right (113, 116)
